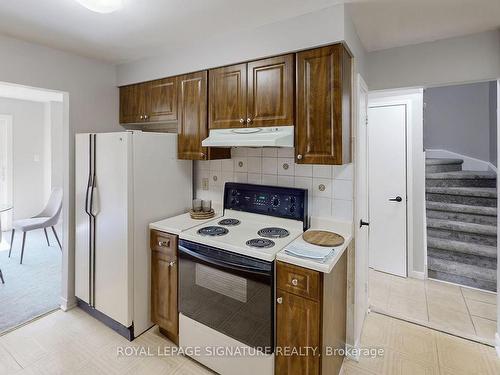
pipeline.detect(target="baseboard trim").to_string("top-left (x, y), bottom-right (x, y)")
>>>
top-left (60, 296), bottom-right (77, 311)
top-left (409, 271), bottom-right (425, 280)
top-left (496, 333), bottom-right (500, 357)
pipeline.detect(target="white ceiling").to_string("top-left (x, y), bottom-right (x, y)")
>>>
top-left (0, 0), bottom-right (497, 64)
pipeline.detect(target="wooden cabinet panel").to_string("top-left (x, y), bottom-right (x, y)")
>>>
top-left (209, 64), bottom-right (247, 129)
top-left (150, 77), bottom-right (177, 122)
top-left (150, 230), bottom-right (177, 256)
top-left (296, 44), bottom-right (351, 165)
top-left (119, 82), bottom-right (151, 123)
top-left (247, 54), bottom-right (294, 127)
top-left (276, 290), bottom-right (320, 375)
top-left (277, 261), bottom-right (321, 301)
top-left (151, 230), bottom-right (178, 345)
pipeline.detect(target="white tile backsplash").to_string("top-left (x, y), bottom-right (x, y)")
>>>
top-left (278, 158), bottom-right (294, 176)
top-left (194, 151), bottom-right (353, 222)
top-left (262, 157), bottom-right (278, 175)
top-left (247, 157), bottom-right (262, 173)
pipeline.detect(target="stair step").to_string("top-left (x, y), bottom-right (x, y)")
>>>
top-left (426, 209), bottom-right (497, 225)
top-left (426, 218), bottom-right (497, 236)
top-left (426, 187), bottom-right (497, 207)
top-left (426, 201), bottom-right (497, 216)
top-left (427, 219), bottom-right (497, 246)
top-left (426, 158), bottom-right (464, 173)
top-left (428, 248), bottom-right (496, 269)
top-left (428, 270), bottom-right (496, 292)
top-left (427, 237), bottom-right (497, 258)
top-left (426, 171), bottom-right (496, 188)
top-left (428, 256), bottom-right (497, 283)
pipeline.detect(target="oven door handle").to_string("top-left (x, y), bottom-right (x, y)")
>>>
top-left (178, 245), bottom-right (271, 276)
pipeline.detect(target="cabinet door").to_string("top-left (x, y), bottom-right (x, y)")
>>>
top-left (276, 290), bottom-right (321, 375)
top-left (296, 44), bottom-right (351, 164)
top-left (119, 82), bottom-right (151, 124)
top-left (209, 63), bottom-right (247, 129)
top-left (247, 54), bottom-right (294, 127)
top-left (149, 77), bottom-right (177, 122)
top-left (151, 249), bottom-right (178, 344)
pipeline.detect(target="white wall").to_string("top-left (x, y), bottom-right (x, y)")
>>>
top-left (366, 30), bottom-right (500, 90)
top-left (0, 34), bottom-right (120, 309)
top-left (424, 82), bottom-right (496, 166)
top-left (117, 4), bottom-right (366, 85)
top-left (0, 98), bottom-right (46, 221)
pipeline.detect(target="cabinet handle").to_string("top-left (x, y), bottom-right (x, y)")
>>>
top-left (158, 240), bottom-right (170, 247)
top-left (276, 297), bottom-right (283, 304)
top-left (239, 118), bottom-right (245, 124)
top-left (168, 261), bottom-right (176, 267)
top-left (246, 118), bottom-right (252, 125)
top-left (297, 154), bottom-right (303, 160)
top-left (291, 279), bottom-right (298, 286)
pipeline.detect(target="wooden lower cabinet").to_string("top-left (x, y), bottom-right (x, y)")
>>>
top-left (276, 252), bottom-right (347, 375)
top-left (150, 230), bottom-right (179, 344)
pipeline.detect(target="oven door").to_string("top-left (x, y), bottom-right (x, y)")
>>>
top-left (178, 239), bottom-right (274, 353)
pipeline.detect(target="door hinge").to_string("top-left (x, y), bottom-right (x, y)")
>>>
top-left (365, 116), bottom-right (368, 125)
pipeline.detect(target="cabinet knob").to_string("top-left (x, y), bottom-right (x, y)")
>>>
top-left (158, 240), bottom-right (170, 247)
top-left (140, 115), bottom-right (144, 120)
top-left (168, 261), bottom-right (176, 267)
top-left (276, 297), bottom-right (283, 304)
top-left (144, 114), bottom-right (149, 120)
top-left (246, 118), bottom-right (252, 124)
top-left (239, 118), bottom-right (245, 124)
top-left (291, 279), bottom-right (298, 286)
top-left (297, 154), bottom-right (303, 160)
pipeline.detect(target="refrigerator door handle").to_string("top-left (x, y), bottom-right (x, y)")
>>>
top-left (90, 134), bottom-right (97, 307)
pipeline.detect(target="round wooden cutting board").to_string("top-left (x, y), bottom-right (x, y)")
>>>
top-left (303, 230), bottom-right (345, 247)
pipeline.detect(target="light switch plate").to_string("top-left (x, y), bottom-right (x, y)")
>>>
top-left (202, 178), bottom-right (209, 190)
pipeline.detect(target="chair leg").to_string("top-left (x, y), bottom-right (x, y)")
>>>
top-left (8, 229), bottom-right (15, 258)
top-left (43, 228), bottom-right (50, 246)
top-left (52, 226), bottom-right (62, 250)
top-left (0, 269), bottom-right (4, 284)
top-left (20, 232), bottom-right (26, 265)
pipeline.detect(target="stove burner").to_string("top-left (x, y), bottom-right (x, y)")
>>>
top-left (257, 227), bottom-right (290, 239)
top-left (218, 218), bottom-right (241, 226)
top-left (197, 226), bottom-right (229, 236)
top-left (246, 238), bottom-right (275, 249)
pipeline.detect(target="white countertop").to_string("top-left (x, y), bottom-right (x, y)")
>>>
top-left (149, 208), bottom-right (223, 235)
top-left (276, 217), bottom-right (353, 273)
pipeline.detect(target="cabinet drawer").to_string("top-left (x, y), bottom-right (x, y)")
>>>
top-left (150, 230), bottom-right (177, 257)
top-left (277, 261), bottom-right (321, 301)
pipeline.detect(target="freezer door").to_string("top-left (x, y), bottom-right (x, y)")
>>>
top-left (75, 134), bottom-right (91, 304)
top-left (93, 132), bottom-right (133, 327)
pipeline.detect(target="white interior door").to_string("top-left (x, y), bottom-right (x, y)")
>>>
top-left (368, 104), bottom-right (407, 277)
top-left (0, 115), bottom-right (13, 231)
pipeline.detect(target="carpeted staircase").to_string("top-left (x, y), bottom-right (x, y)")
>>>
top-left (425, 158), bottom-right (497, 291)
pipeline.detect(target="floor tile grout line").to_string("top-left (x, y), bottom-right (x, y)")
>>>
top-left (460, 286), bottom-right (478, 336)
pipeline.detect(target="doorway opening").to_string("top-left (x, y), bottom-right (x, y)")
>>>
top-left (365, 84), bottom-right (498, 347)
top-left (0, 83), bottom-right (65, 334)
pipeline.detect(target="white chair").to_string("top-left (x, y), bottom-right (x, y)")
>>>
top-left (9, 187), bottom-right (63, 264)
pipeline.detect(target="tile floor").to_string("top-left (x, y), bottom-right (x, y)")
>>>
top-left (369, 268), bottom-right (498, 345)
top-left (0, 304), bottom-right (498, 375)
top-left (0, 308), bottom-right (214, 375)
top-left (341, 311), bottom-right (500, 375)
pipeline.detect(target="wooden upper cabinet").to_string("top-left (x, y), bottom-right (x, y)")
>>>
top-left (120, 82), bottom-right (151, 124)
top-left (247, 54), bottom-right (294, 127)
top-left (276, 290), bottom-right (321, 375)
top-left (177, 71), bottom-right (208, 160)
top-left (149, 77), bottom-right (177, 122)
top-left (209, 63), bottom-right (247, 129)
top-left (296, 44), bottom-right (352, 165)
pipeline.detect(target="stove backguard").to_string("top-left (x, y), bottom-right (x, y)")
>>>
top-left (223, 182), bottom-right (308, 230)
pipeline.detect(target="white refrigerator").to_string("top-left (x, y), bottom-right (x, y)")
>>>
top-left (75, 131), bottom-right (192, 340)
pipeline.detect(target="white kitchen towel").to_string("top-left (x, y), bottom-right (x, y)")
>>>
top-left (284, 242), bottom-right (333, 262)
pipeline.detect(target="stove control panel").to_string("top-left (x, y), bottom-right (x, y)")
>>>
top-left (224, 182), bottom-right (308, 229)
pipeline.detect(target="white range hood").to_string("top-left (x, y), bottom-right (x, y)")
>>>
top-left (201, 126), bottom-right (294, 148)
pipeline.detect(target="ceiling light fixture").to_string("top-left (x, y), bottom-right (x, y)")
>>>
top-left (75, 0), bottom-right (123, 14)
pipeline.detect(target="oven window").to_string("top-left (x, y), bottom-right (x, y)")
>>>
top-left (179, 250), bottom-right (273, 352)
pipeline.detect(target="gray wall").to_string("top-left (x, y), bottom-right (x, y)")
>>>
top-left (490, 82), bottom-right (497, 166)
top-left (424, 82), bottom-right (497, 165)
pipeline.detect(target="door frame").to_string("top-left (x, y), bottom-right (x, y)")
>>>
top-left (0, 114), bottom-right (13, 230)
top-left (368, 88), bottom-right (425, 280)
